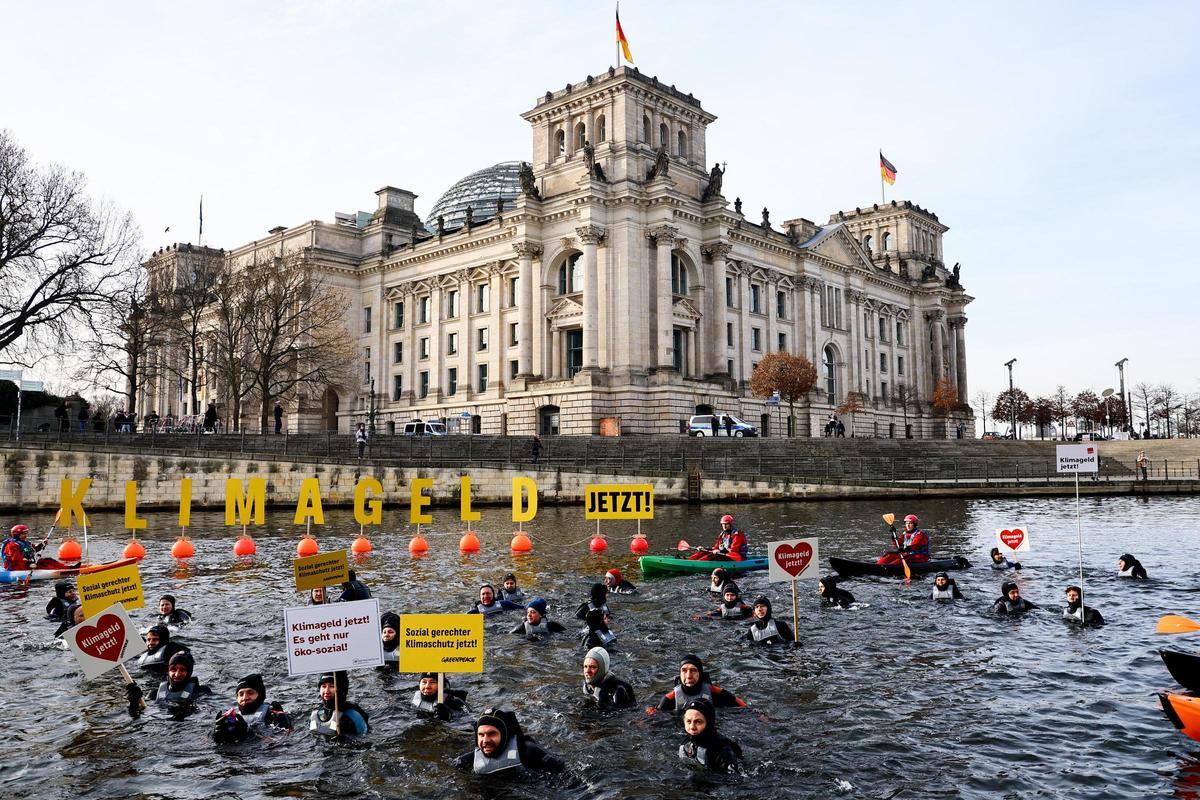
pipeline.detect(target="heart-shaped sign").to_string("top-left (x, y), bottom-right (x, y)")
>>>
top-left (773, 542), bottom-right (814, 577)
top-left (999, 528), bottom-right (1025, 550)
top-left (74, 613), bottom-right (127, 662)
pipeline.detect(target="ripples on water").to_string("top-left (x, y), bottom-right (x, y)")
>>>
top-left (1, 494), bottom-right (1199, 799)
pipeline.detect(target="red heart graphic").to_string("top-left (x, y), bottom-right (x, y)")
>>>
top-left (74, 613), bottom-right (126, 662)
top-left (773, 542), bottom-right (813, 577)
top-left (999, 529), bottom-right (1025, 549)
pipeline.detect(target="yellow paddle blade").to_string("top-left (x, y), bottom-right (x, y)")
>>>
top-left (901, 559), bottom-right (912, 580)
top-left (1157, 615), bottom-right (1200, 635)
top-left (53, 508), bottom-right (63, 524)
top-left (882, 513), bottom-right (895, 526)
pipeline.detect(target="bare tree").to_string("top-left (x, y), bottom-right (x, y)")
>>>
top-left (973, 389), bottom-right (992, 433)
top-left (0, 130), bottom-right (140, 363)
top-left (1050, 385), bottom-right (1072, 440)
top-left (1134, 382), bottom-right (1155, 437)
top-left (159, 259), bottom-right (219, 416)
top-left (1154, 383), bottom-right (1182, 439)
top-left (205, 265), bottom-right (256, 431)
top-left (748, 352), bottom-right (818, 437)
top-left (244, 257), bottom-right (353, 432)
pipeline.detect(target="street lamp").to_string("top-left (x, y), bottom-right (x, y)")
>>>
top-left (368, 377), bottom-right (377, 436)
top-left (1115, 357), bottom-right (1128, 434)
top-left (1102, 388), bottom-right (1115, 437)
top-left (1004, 358), bottom-right (1017, 440)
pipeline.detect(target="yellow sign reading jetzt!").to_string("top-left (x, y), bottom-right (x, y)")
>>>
top-left (398, 613), bottom-right (484, 673)
top-left (78, 562), bottom-right (144, 619)
top-left (584, 484), bottom-right (654, 520)
top-left (293, 550), bottom-right (350, 592)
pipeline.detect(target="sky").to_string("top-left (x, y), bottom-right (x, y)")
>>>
top-left (2, 1), bottom-right (1197, 420)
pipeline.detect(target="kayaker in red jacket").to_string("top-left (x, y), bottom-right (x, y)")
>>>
top-left (876, 514), bottom-right (931, 565)
top-left (2, 525), bottom-right (40, 571)
top-left (688, 515), bottom-right (749, 561)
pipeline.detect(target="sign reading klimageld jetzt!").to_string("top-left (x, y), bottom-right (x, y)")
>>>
top-left (398, 613), bottom-right (484, 673)
top-left (584, 484), bottom-right (654, 520)
top-left (78, 562), bottom-right (144, 619)
top-left (1056, 444), bottom-right (1099, 474)
top-left (767, 537), bottom-right (820, 583)
top-left (283, 599), bottom-right (384, 676)
top-left (996, 526), bottom-right (1031, 553)
top-left (66, 603), bottom-right (146, 679)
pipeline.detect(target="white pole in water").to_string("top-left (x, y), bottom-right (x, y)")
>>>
top-left (1075, 470), bottom-right (1085, 622)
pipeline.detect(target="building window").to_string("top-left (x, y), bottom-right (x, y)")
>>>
top-left (391, 374), bottom-right (402, 401)
top-left (882, 231), bottom-right (892, 251)
top-left (446, 290), bottom-right (459, 318)
top-left (447, 332), bottom-right (458, 355)
top-left (392, 301), bottom-right (404, 328)
top-left (778, 333), bottom-right (787, 351)
top-left (670, 253), bottom-right (688, 295)
top-left (823, 345), bottom-right (837, 401)
top-left (751, 328), bottom-right (762, 352)
top-left (863, 234), bottom-right (873, 254)
top-left (878, 316), bottom-right (888, 341)
top-left (865, 348), bottom-right (870, 371)
top-left (727, 358), bottom-right (734, 375)
top-left (447, 368), bottom-right (457, 396)
top-left (898, 355), bottom-right (905, 375)
top-left (597, 115), bottom-right (606, 143)
top-left (677, 130), bottom-right (687, 158)
top-left (673, 329), bottom-right (684, 372)
top-left (363, 306), bottom-right (372, 333)
top-left (477, 364), bottom-right (489, 392)
top-left (419, 337), bottom-right (429, 359)
top-left (750, 284), bottom-right (761, 314)
top-left (575, 122), bottom-right (586, 150)
top-left (419, 371), bottom-right (429, 399)
top-left (896, 321), bottom-right (905, 345)
top-left (507, 277), bottom-right (518, 307)
top-left (879, 353), bottom-right (888, 373)
top-left (509, 322), bottom-right (519, 346)
top-left (477, 327), bottom-right (488, 351)
top-left (556, 129), bottom-right (565, 155)
top-left (558, 253), bottom-right (582, 294)
top-left (419, 296), bottom-right (431, 324)
top-left (726, 322), bottom-right (734, 347)
top-left (566, 329), bottom-right (583, 377)
top-left (881, 380), bottom-right (889, 400)
top-left (822, 286), bottom-right (842, 328)
top-left (642, 116), bottom-right (650, 143)
top-left (363, 348), bottom-right (371, 384)
top-left (510, 360), bottom-right (519, 379)
top-left (777, 291), bottom-right (786, 319)
top-left (726, 276), bottom-right (735, 307)
top-left (864, 311), bottom-right (872, 338)
top-left (476, 283), bottom-right (490, 313)
top-left (392, 341), bottom-right (403, 363)
top-left (659, 122), bottom-right (668, 147)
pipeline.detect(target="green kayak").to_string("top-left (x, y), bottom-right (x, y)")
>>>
top-left (638, 555), bottom-right (769, 577)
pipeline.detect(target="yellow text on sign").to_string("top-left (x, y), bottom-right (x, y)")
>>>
top-left (584, 484), bottom-right (655, 520)
top-left (78, 562), bottom-right (144, 619)
top-left (293, 550), bottom-right (349, 592)
top-left (398, 613), bottom-right (483, 673)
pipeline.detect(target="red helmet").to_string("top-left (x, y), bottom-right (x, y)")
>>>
top-left (605, 568), bottom-right (622, 585)
top-left (720, 515), bottom-right (734, 525)
top-left (10, 524), bottom-right (29, 537)
top-left (904, 514), bottom-right (919, 524)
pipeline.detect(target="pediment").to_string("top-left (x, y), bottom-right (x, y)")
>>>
top-left (547, 296), bottom-right (583, 320)
top-left (810, 226), bottom-right (875, 272)
top-left (673, 296), bottom-right (702, 321)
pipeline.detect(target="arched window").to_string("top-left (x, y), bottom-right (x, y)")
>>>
top-left (597, 115), bottom-right (606, 142)
top-left (575, 122), bottom-right (586, 150)
top-left (671, 252), bottom-right (688, 295)
top-left (557, 252), bottom-right (582, 294)
top-left (642, 116), bottom-right (651, 143)
top-left (823, 345), bottom-right (837, 401)
top-left (882, 231), bottom-right (892, 251)
top-left (659, 122), bottom-right (668, 147)
top-left (863, 235), bottom-right (873, 254)
top-left (555, 129), bottom-right (565, 156)
top-left (677, 130), bottom-right (687, 158)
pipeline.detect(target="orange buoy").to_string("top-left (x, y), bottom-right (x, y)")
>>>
top-left (170, 536), bottom-right (194, 559)
top-left (408, 534), bottom-right (429, 555)
top-left (122, 537), bottom-right (146, 560)
top-left (351, 535), bottom-right (373, 555)
top-left (510, 532), bottom-right (533, 553)
top-left (297, 534), bottom-right (319, 557)
top-left (459, 531), bottom-right (480, 554)
top-left (630, 535), bottom-right (649, 554)
top-left (589, 535), bottom-right (608, 553)
top-left (233, 534), bottom-right (257, 556)
top-left (58, 537), bottom-right (83, 562)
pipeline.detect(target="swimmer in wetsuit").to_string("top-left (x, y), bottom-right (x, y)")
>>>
top-left (582, 646), bottom-right (636, 710)
top-left (1117, 553), bottom-right (1148, 579)
top-left (137, 624), bottom-right (189, 676)
top-left (46, 581), bottom-right (77, 621)
top-left (454, 708), bottom-right (567, 777)
top-left (310, 671), bottom-right (369, 738)
top-left (745, 595), bottom-right (796, 645)
top-left (1063, 585), bottom-right (1104, 627)
top-left (989, 547), bottom-right (1022, 571)
top-left (931, 572), bottom-right (964, 601)
top-left (157, 594), bottom-right (193, 627)
top-left (678, 697), bottom-right (744, 775)
top-left (603, 568), bottom-right (638, 595)
top-left (705, 582), bottom-right (751, 620)
top-left (992, 581), bottom-right (1036, 615)
top-left (499, 573), bottom-right (527, 603)
top-left (653, 654), bottom-right (747, 715)
top-left (127, 651), bottom-right (212, 719)
top-left (411, 672), bottom-right (470, 721)
top-left (818, 575), bottom-right (856, 609)
top-left (468, 584), bottom-right (524, 616)
top-left (510, 598), bottom-right (567, 641)
top-left (212, 674), bottom-right (292, 744)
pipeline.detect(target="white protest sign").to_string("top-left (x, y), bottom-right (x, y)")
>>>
top-left (996, 526), bottom-right (1031, 553)
top-left (767, 538), bottom-right (820, 583)
top-left (65, 603), bottom-right (146, 679)
top-left (1056, 444), bottom-right (1099, 474)
top-left (284, 599), bottom-right (384, 676)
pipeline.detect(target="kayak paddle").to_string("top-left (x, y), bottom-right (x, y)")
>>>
top-left (676, 540), bottom-right (692, 551)
top-left (1157, 615), bottom-right (1200, 635)
top-left (882, 513), bottom-right (911, 580)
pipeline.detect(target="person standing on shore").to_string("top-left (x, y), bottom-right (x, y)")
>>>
top-left (1136, 450), bottom-right (1148, 481)
top-left (274, 401), bottom-right (284, 434)
top-left (531, 434), bottom-right (542, 465)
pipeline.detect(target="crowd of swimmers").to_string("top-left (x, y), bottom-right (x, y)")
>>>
top-left (26, 513), bottom-right (1153, 781)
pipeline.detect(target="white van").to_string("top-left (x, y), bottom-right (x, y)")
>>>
top-left (687, 414), bottom-right (758, 437)
top-left (402, 419), bottom-right (448, 436)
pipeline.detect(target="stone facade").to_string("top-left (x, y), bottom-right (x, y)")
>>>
top-left (140, 66), bottom-right (974, 437)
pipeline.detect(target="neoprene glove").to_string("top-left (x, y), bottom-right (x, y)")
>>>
top-left (126, 683), bottom-right (143, 718)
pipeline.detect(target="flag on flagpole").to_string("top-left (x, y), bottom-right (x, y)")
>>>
top-left (879, 152), bottom-right (897, 185)
top-left (616, 5), bottom-right (633, 64)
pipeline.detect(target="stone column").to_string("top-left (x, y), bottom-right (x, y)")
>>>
top-left (703, 243), bottom-right (732, 376)
top-left (739, 266), bottom-right (753, 381)
top-left (577, 225), bottom-right (605, 369)
top-left (401, 286), bottom-right (415, 401)
top-left (765, 273), bottom-right (777, 352)
top-left (647, 225), bottom-right (679, 370)
top-left (512, 243), bottom-right (542, 377)
top-left (488, 264), bottom-right (503, 391)
top-left (925, 309), bottom-right (945, 399)
top-left (458, 270), bottom-right (473, 397)
top-left (952, 315), bottom-right (968, 401)
top-left (848, 291), bottom-right (865, 393)
top-left (429, 283), bottom-right (443, 397)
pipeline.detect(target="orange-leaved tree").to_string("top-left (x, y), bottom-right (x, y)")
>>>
top-left (749, 352), bottom-right (817, 436)
top-left (931, 377), bottom-right (960, 415)
top-left (837, 391), bottom-right (868, 437)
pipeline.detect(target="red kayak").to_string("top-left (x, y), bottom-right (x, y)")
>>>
top-left (1161, 693), bottom-right (1200, 743)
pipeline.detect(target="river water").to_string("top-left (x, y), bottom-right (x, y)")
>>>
top-left (2, 494), bottom-right (1198, 799)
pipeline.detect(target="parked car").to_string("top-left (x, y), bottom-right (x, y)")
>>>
top-left (402, 419), bottom-right (448, 436)
top-left (981, 431), bottom-right (1001, 440)
top-left (1072, 431), bottom-right (1108, 442)
top-left (687, 414), bottom-right (759, 437)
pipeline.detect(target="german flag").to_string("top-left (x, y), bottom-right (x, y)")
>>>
top-left (616, 6), bottom-right (633, 64)
top-left (880, 152), bottom-right (897, 185)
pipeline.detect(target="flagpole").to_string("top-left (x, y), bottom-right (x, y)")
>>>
top-left (880, 147), bottom-right (885, 204)
top-left (615, 2), bottom-right (620, 69)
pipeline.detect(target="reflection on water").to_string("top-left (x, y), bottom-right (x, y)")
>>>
top-left (1, 494), bottom-right (1198, 799)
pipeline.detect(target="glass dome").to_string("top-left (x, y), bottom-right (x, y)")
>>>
top-left (426, 161), bottom-right (523, 231)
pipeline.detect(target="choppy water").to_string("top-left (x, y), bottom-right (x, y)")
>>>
top-left (2, 494), bottom-right (1199, 799)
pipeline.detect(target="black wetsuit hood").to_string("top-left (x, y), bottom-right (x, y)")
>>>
top-left (236, 673), bottom-right (267, 715)
top-left (381, 612), bottom-right (400, 653)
